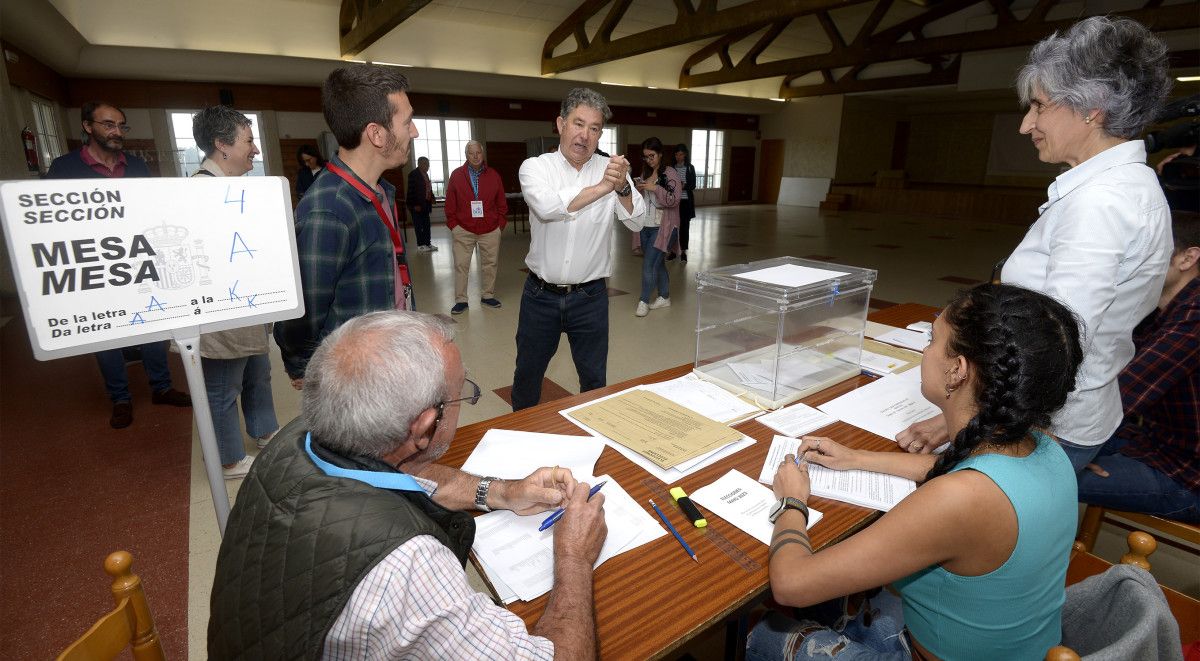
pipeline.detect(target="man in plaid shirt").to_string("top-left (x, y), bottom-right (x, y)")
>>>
top-left (275, 64), bottom-right (418, 388)
top-left (1079, 211), bottom-right (1199, 523)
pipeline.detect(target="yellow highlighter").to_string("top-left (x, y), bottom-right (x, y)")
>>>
top-left (670, 487), bottom-right (708, 528)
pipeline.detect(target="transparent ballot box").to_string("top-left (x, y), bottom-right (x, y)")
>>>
top-left (694, 257), bottom-right (878, 410)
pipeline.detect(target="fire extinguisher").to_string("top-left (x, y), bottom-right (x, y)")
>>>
top-left (22, 126), bottom-right (39, 172)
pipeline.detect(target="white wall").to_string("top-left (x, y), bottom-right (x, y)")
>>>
top-left (759, 95), bottom-right (843, 180)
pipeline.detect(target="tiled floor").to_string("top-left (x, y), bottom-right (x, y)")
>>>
top-left (143, 203), bottom-right (1200, 658)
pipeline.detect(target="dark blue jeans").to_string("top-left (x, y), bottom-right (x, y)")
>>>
top-left (639, 226), bottom-right (676, 303)
top-left (95, 342), bottom-right (174, 403)
top-left (1077, 435), bottom-right (1200, 523)
top-left (412, 209), bottom-right (431, 246)
top-left (511, 275), bottom-right (608, 411)
top-left (203, 354), bottom-right (279, 465)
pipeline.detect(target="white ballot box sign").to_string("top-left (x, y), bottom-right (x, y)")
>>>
top-left (0, 177), bottom-right (303, 360)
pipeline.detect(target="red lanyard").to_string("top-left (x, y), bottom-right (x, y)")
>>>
top-left (325, 162), bottom-right (410, 287)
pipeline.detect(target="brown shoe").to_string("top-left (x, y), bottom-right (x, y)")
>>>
top-left (110, 402), bottom-right (133, 428)
top-left (152, 388), bottom-right (192, 407)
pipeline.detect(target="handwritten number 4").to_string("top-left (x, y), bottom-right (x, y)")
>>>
top-left (224, 186), bottom-right (245, 213)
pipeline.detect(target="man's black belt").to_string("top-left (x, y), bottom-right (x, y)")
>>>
top-left (528, 272), bottom-right (603, 295)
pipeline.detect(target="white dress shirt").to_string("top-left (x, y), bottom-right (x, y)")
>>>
top-left (1002, 140), bottom-right (1170, 446)
top-left (519, 149), bottom-right (645, 284)
top-left (324, 535), bottom-right (555, 660)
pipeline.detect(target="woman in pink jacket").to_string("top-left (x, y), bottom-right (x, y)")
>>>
top-left (634, 137), bottom-right (681, 317)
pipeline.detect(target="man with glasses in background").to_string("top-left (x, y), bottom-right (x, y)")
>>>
top-left (211, 311), bottom-right (608, 659)
top-left (45, 101), bottom-right (192, 429)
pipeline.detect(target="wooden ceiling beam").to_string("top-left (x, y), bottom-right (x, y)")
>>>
top-left (541, 0), bottom-right (873, 75)
top-left (780, 57), bottom-right (960, 98)
top-left (681, 2), bottom-right (1199, 89)
top-left (339, 0), bottom-right (433, 57)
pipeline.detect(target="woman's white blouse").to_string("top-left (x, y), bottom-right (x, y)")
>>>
top-left (1002, 140), bottom-right (1171, 446)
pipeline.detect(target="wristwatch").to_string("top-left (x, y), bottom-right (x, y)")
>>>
top-left (475, 476), bottom-right (498, 512)
top-left (616, 181), bottom-right (632, 197)
top-left (768, 497), bottom-right (809, 524)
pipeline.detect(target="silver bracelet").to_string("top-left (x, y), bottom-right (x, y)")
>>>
top-left (475, 476), bottom-right (497, 512)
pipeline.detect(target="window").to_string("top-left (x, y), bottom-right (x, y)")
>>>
top-left (168, 111), bottom-right (267, 176)
top-left (31, 97), bottom-right (65, 171)
top-left (691, 129), bottom-right (725, 189)
top-left (599, 126), bottom-right (618, 157)
top-left (413, 118), bottom-right (472, 198)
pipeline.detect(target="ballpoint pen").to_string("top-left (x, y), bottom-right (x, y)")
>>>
top-left (649, 498), bottom-right (698, 562)
top-left (539, 480), bottom-right (606, 532)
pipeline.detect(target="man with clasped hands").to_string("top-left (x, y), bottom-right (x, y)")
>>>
top-left (512, 88), bottom-right (645, 411)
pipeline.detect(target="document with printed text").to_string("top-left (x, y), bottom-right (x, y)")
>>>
top-left (691, 469), bottom-right (822, 545)
top-left (756, 403), bottom-right (838, 438)
top-left (757, 435), bottom-right (916, 511)
top-left (816, 368), bottom-right (940, 442)
top-left (460, 429), bottom-right (604, 482)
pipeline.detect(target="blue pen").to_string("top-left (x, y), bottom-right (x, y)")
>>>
top-left (649, 498), bottom-right (698, 562)
top-left (539, 481), bottom-right (606, 532)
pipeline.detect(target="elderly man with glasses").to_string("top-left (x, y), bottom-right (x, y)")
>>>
top-left (45, 101), bottom-right (192, 429)
top-left (210, 310), bottom-right (608, 660)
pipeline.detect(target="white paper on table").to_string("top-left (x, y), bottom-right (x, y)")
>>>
top-left (728, 360), bottom-right (775, 388)
top-left (640, 373), bottom-right (763, 424)
top-left (733, 264), bottom-right (850, 288)
top-left (691, 469), bottom-right (822, 545)
top-left (471, 475), bottom-right (666, 602)
top-left (872, 327), bottom-right (930, 352)
top-left (757, 435), bottom-right (916, 512)
top-left (756, 403), bottom-right (838, 438)
top-left (833, 346), bottom-right (905, 376)
top-left (474, 554), bottom-right (518, 604)
top-left (816, 368), bottom-right (940, 442)
top-left (460, 429), bottom-right (605, 481)
top-left (560, 387), bottom-right (756, 483)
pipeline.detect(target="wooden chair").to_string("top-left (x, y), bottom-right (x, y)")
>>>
top-left (57, 551), bottom-right (165, 661)
top-left (1076, 504), bottom-right (1200, 554)
top-left (1046, 531), bottom-right (1199, 660)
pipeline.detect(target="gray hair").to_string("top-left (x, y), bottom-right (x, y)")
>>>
top-left (302, 311), bottom-right (456, 459)
top-left (1016, 16), bottom-right (1170, 139)
top-left (192, 106), bottom-right (252, 158)
top-left (464, 139), bottom-right (484, 156)
top-left (560, 88), bottom-right (612, 125)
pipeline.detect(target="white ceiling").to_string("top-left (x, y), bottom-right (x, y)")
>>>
top-left (6, 0), bottom-right (1197, 114)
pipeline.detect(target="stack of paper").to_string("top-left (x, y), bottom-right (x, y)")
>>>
top-left (461, 429), bottom-right (605, 481)
top-left (756, 403), bottom-right (837, 438)
top-left (562, 387), bottom-right (756, 483)
top-left (832, 339), bottom-right (922, 377)
top-left (691, 470), bottom-right (822, 545)
top-left (815, 367), bottom-right (940, 442)
top-left (639, 373), bottom-right (762, 425)
top-left (732, 263), bottom-right (850, 288)
top-left (870, 326), bottom-right (930, 352)
top-left (757, 436), bottom-right (916, 512)
top-left (471, 475), bottom-right (666, 603)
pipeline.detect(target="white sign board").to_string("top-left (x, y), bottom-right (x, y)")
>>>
top-left (0, 176), bottom-right (303, 360)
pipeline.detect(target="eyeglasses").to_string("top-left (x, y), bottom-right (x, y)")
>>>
top-left (90, 120), bottom-right (131, 132)
top-left (442, 377), bottom-right (481, 408)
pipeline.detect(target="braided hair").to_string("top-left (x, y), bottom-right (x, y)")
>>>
top-left (924, 284), bottom-right (1083, 481)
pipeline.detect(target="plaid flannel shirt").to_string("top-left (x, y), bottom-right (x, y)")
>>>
top-left (274, 154), bottom-right (401, 379)
top-left (1115, 277), bottom-right (1200, 490)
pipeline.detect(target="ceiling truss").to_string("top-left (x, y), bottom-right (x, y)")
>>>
top-left (540, 0), bottom-right (1199, 98)
top-left (340, 0), bottom-right (433, 57)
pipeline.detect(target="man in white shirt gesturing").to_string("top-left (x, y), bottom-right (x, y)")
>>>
top-left (512, 88), bottom-right (645, 411)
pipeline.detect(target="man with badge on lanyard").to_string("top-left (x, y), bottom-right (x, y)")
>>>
top-left (446, 140), bottom-right (508, 314)
top-left (275, 64), bottom-right (419, 390)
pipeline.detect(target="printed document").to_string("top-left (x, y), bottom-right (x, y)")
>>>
top-left (757, 435), bottom-right (916, 511)
top-left (833, 339), bottom-right (922, 376)
top-left (560, 389), bottom-right (755, 483)
top-left (733, 264), bottom-right (850, 288)
top-left (756, 403), bottom-right (838, 438)
top-left (816, 368), bottom-right (939, 442)
top-left (566, 390), bottom-right (743, 468)
top-left (460, 429), bottom-right (604, 481)
top-left (871, 327), bottom-right (930, 352)
top-left (471, 475), bottom-right (666, 602)
top-left (691, 470), bottom-right (822, 545)
top-left (641, 373), bottom-right (762, 424)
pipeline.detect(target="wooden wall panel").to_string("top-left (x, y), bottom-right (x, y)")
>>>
top-left (2, 41), bottom-right (68, 103)
top-left (484, 141), bottom-right (526, 194)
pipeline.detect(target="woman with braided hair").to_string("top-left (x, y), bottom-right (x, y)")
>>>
top-left (749, 284), bottom-right (1083, 661)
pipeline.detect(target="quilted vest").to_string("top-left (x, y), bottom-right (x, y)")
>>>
top-left (207, 417), bottom-right (475, 659)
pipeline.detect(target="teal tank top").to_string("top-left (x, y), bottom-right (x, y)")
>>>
top-left (893, 431), bottom-right (1076, 660)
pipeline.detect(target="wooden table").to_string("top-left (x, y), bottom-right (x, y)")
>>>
top-left (440, 303), bottom-right (938, 660)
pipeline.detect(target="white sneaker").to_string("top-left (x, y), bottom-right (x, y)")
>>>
top-left (649, 296), bottom-right (671, 310)
top-left (428, 244), bottom-right (439, 252)
top-left (255, 429), bottom-right (278, 450)
top-left (223, 455), bottom-right (254, 480)
top-left (635, 301), bottom-right (649, 317)
top-left (416, 245), bottom-right (431, 252)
